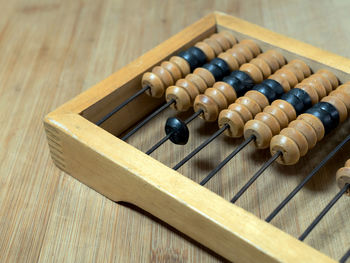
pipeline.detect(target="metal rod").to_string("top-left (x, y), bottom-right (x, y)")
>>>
top-left (173, 124), bottom-right (229, 170)
top-left (145, 109), bottom-right (203, 155)
top-left (96, 86), bottom-right (150, 126)
top-left (265, 135), bottom-right (350, 223)
top-left (146, 133), bottom-right (172, 155)
top-left (230, 151), bottom-right (282, 203)
top-left (184, 109), bottom-right (203, 125)
top-left (299, 184), bottom-right (349, 241)
top-left (122, 99), bottom-right (175, 141)
top-left (200, 135), bottom-right (256, 186)
top-left (340, 248), bottom-right (350, 263)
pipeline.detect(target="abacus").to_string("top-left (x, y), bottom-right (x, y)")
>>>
top-left (43, 12), bottom-right (350, 262)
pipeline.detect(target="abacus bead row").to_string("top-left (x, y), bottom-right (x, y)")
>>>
top-left (218, 58), bottom-right (307, 138)
top-left (193, 50), bottom-right (282, 122)
top-left (165, 39), bottom-right (260, 112)
top-left (336, 159), bottom-right (350, 196)
top-left (244, 69), bottom-right (338, 149)
top-left (141, 31), bottom-right (237, 98)
top-left (268, 60), bottom-right (311, 92)
top-left (238, 50), bottom-right (285, 84)
top-left (270, 84), bottom-right (350, 165)
top-left (202, 31), bottom-right (238, 56)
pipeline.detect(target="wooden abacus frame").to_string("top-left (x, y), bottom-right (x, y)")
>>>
top-left (43, 12), bottom-right (350, 263)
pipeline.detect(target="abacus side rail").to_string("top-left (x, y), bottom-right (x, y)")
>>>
top-left (43, 112), bottom-right (335, 263)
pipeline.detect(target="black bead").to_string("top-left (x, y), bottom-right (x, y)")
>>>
top-left (306, 107), bottom-right (334, 134)
top-left (262, 79), bottom-right (284, 98)
top-left (281, 92), bottom-right (304, 115)
top-left (165, 117), bottom-right (189, 145)
top-left (230, 70), bottom-right (255, 89)
top-left (316, 102), bottom-right (340, 128)
top-left (178, 50), bottom-right (199, 71)
top-left (210, 58), bottom-right (230, 76)
top-left (222, 76), bottom-right (246, 97)
top-left (289, 88), bottom-right (312, 110)
top-left (188, 47), bottom-right (207, 66)
top-left (253, 84), bottom-right (276, 103)
top-left (202, 63), bottom-right (224, 81)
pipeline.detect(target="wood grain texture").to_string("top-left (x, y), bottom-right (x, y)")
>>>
top-left (1, 0), bottom-right (350, 262)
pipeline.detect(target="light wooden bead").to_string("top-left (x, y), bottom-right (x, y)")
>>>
top-left (193, 94), bottom-right (219, 122)
top-left (258, 53), bottom-right (279, 73)
top-left (210, 33), bottom-right (231, 50)
top-left (309, 74), bottom-right (332, 94)
top-left (142, 72), bottom-right (164, 98)
top-left (194, 42), bottom-right (215, 61)
top-left (227, 48), bottom-right (247, 65)
top-left (239, 39), bottom-right (261, 56)
top-left (218, 52), bottom-right (239, 71)
top-left (165, 86), bottom-right (191, 112)
top-left (346, 160), bottom-right (350, 167)
top-left (288, 59), bottom-right (311, 77)
top-left (246, 90), bottom-right (269, 109)
top-left (265, 50), bottom-right (286, 67)
top-left (255, 112), bottom-right (281, 135)
top-left (244, 120), bottom-right (272, 149)
top-left (280, 127), bottom-right (308, 157)
top-left (152, 66), bottom-right (174, 86)
top-left (185, 73), bottom-right (207, 93)
top-left (175, 79), bottom-right (199, 102)
top-left (193, 67), bottom-right (215, 87)
top-left (333, 86), bottom-right (350, 110)
top-left (249, 58), bottom-right (271, 78)
top-left (336, 160), bottom-right (350, 196)
top-left (282, 64), bottom-right (304, 82)
top-left (301, 78), bottom-right (327, 99)
top-left (316, 69), bottom-right (339, 89)
top-left (295, 83), bottom-right (319, 105)
top-left (243, 106), bottom-right (288, 150)
top-left (321, 96), bottom-right (347, 122)
top-left (274, 68), bottom-right (298, 88)
top-left (193, 80), bottom-right (240, 122)
top-left (270, 135), bottom-right (300, 165)
top-left (161, 61), bottom-right (182, 81)
top-left (329, 90), bottom-right (350, 112)
top-left (235, 96), bottom-right (262, 116)
top-left (218, 30), bottom-right (237, 46)
top-left (219, 109), bottom-right (246, 137)
top-left (219, 102), bottom-right (257, 137)
top-left (203, 88), bottom-right (227, 111)
top-left (169, 56), bottom-right (191, 76)
top-left (297, 113), bottom-right (325, 141)
top-left (240, 63), bottom-right (263, 83)
top-left (238, 71), bottom-right (299, 148)
top-left (213, 81), bottom-right (237, 104)
top-left (337, 84), bottom-right (350, 96)
top-left (289, 120), bottom-right (317, 150)
top-left (263, 105), bottom-right (289, 128)
top-left (271, 100), bottom-right (297, 122)
top-left (232, 44), bottom-right (254, 61)
top-left (204, 38), bottom-right (223, 56)
top-left (228, 103), bottom-right (253, 122)
top-left (268, 74), bottom-right (291, 92)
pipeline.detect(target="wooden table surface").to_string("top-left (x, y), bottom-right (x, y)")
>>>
top-left (1, 0), bottom-right (350, 262)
